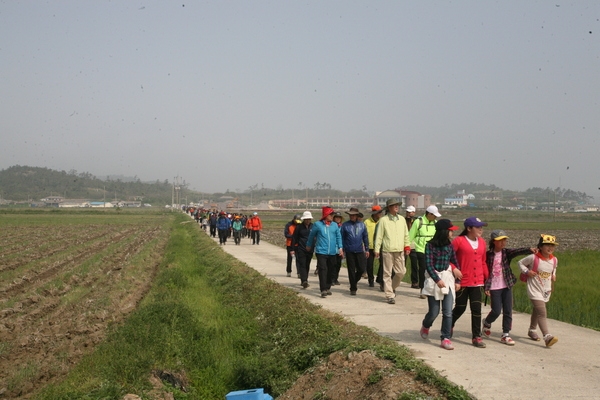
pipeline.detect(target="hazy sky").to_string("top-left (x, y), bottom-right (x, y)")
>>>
top-left (1, 1), bottom-right (599, 199)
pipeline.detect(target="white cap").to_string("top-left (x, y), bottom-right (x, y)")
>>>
top-left (300, 211), bottom-right (313, 220)
top-left (406, 206), bottom-right (416, 213)
top-left (426, 205), bottom-right (441, 218)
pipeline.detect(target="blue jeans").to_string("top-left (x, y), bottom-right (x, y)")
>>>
top-left (423, 290), bottom-right (454, 340)
top-left (484, 287), bottom-right (513, 334)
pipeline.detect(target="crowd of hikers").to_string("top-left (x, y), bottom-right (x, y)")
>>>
top-left (186, 207), bottom-right (263, 246)
top-left (282, 200), bottom-right (560, 352)
top-left (186, 202), bottom-right (559, 351)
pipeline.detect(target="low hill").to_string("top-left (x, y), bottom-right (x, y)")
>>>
top-left (0, 165), bottom-right (179, 205)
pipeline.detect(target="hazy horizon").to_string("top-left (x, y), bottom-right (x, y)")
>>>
top-left (2, 2), bottom-right (599, 201)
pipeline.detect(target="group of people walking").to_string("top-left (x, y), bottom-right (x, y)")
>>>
top-left (284, 201), bottom-right (560, 351)
top-left (190, 209), bottom-right (263, 246)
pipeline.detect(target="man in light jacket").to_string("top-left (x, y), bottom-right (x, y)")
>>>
top-left (373, 199), bottom-right (411, 304)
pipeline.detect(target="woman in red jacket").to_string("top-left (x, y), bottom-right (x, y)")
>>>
top-left (451, 217), bottom-right (489, 348)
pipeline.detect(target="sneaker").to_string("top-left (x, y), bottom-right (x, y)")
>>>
top-left (528, 329), bottom-right (541, 341)
top-left (411, 283), bottom-right (420, 289)
top-left (501, 335), bottom-right (515, 346)
top-left (544, 334), bottom-right (558, 347)
top-left (301, 281), bottom-right (309, 289)
top-left (472, 337), bottom-right (486, 348)
top-left (333, 280), bottom-right (340, 286)
top-left (419, 294), bottom-right (427, 299)
top-left (482, 321), bottom-right (491, 338)
top-left (362, 273), bottom-right (368, 279)
top-left (379, 285), bottom-right (384, 292)
top-left (440, 339), bottom-right (454, 350)
top-left (369, 282), bottom-right (375, 287)
top-left (350, 290), bottom-right (357, 296)
top-left (420, 326), bottom-right (429, 339)
top-left (297, 274), bottom-right (301, 278)
top-left (286, 273), bottom-right (291, 277)
top-left (314, 269), bottom-right (318, 275)
top-left (321, 291), bottom-right (327, 298)
top-left (387, 298), bottom-right (395, 304)
top-left (326, 290), bottom-right (332, 296)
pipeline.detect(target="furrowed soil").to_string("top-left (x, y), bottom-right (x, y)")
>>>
top-left (0, 215), bottom-right (170, 399)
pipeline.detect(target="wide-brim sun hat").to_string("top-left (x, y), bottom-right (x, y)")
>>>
top-left (385, 198), bottom-right (401, 208)
top-left (300, 211), bottom-right (313, 220)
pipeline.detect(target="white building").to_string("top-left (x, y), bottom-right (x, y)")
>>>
top-left (444, 190), bottom-right (475, 207)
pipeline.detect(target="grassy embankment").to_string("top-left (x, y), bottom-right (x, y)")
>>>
top-left (35, 212), bottom-right (471, 399)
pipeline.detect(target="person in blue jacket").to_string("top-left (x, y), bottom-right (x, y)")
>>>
top-left (306, 206), bottom-right (344, 298)
top-left (216, 211), bottom-right (232, 245)
top-left (341, 207), bottom-right (369, 295)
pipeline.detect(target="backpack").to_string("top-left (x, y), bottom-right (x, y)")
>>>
top-left (520, 255), bottom-right (557, 282)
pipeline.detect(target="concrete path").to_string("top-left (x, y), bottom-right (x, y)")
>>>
top-left (211, 234), bottom-right (600, 399)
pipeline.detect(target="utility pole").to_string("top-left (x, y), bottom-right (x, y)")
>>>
top-left (554, 189), bottom-right (557, 222)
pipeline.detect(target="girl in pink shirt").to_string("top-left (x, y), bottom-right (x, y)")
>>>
top-left (482, 230), bottom-right (536, 345)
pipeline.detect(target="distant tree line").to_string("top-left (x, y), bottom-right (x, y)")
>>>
top-left (0, 165), bottom-right (175, 204)
top-left (0, 166), bottom-right (592, 206)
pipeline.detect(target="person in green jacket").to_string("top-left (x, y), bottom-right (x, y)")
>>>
top-left (409, 205), bottom-right (441, 296)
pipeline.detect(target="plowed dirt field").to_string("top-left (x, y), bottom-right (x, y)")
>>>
top-left (0, 213), bottom-right (170, 398)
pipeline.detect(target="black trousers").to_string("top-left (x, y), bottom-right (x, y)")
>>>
top-left (296, 249), bottom-right (313, 283)
top-left (416, 251), bottom-right (426, 289)
top-left (452, 286), bottom-right (484, 339)
top-left (251, 230), bottom-right (260, 244)
top-left (332, 254), bottom-right (342, 281)
top-left (286, 246), bottom-right (294, 274)
top-left (366, 249), bottom-right (375, 284)
top-left (210, 225), bottom-right (217, 237)
top-left (218, 229), bottom-right (229, 244)
top-left (233, 230), bottom-right (242, 245)
top-left (408, 250), bottom-right (419, 285)
top-left (346, 252), bottom-right (367, 291)
top-left (316, 253), bottom-right (336, 292)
